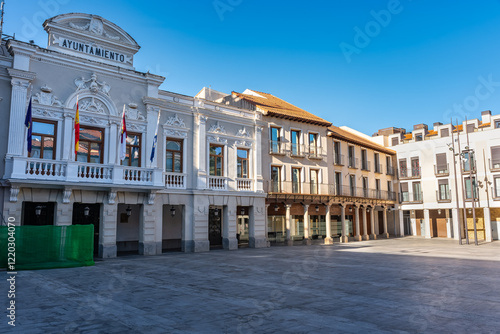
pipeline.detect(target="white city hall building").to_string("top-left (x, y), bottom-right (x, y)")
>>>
top-left (0, 13), bottom-right (267, 257)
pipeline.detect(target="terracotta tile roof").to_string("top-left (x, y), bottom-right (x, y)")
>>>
top-left (452, 124), bottom-right (463, 133)
top-left (328, 126), bottom-right (396, 155)
top-left (426, 130), bottom-right (438, 136)
top-left (232, 90), bottom-right (332, 126)
top-left (479, 122), bottom-right (490, 128)
top-left (404, 133), bottom-right (413, 140)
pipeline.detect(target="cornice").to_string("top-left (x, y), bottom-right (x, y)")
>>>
top-left (7, 68), bottom-right (36, 81)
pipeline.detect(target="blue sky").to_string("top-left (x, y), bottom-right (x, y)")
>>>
top-left (4, 0), bottom-right (500, 135)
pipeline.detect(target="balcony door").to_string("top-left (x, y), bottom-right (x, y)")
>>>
top-left (292, 167), bottom-right (301, 194)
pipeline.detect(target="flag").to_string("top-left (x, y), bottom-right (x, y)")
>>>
top-left (150, 111), bottom-right (161, 163)
top-left (25, 97), bottom-right (33, 154)
top-left (120, 105), bottom-right (127, 161)
top-left (75, 96), bottom-right (80, 156)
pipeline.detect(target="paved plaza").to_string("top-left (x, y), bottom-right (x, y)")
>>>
top-left (2, 237), bottom-right (500, 333)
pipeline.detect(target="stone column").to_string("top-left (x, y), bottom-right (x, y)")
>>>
top-left (223, 205), bottom-right (238, 250)
top-left (285, 204), bottom-right (293, 246)
top-left (197, 114), bottom-right (208, 189)
top-left (354, 205), bottom-right (361, 241)
top-left (370, 207), bottom-right (377, 239)
top-left (303, 204), bottom-right (311, 245)
top-left (484, 207), bottom-right (492, 242)
top-left (140, 198), bottom-right (158, 255)
top-left (108, 120), bottom-right (119, 165)
top-left (264, 204), bottom-right (270, 247)
top-left (451, 208), bottom-right (460, 240)
top-left (362, 206), bottom-right (369, 240)
top-left (254, 126), bottom-right (264, 192)
top-left (249, 202), bottom-right (267, 248)
top-left (383, 207), bottom-right (389, 238)
top-left (100, 199), bottom-right (118, 258)
top-left (399, 208), bottom-right (405, 237)
top-left (193, 194), bottom-right (210, 252)
top-left (423, 209), bottom-right (431, 238)
top-left (6, 70), bottom-right (36, 157)
top-left (324, 204), bottom-right (333, 244)
top-left (340, 205), bottom-right (348, 243)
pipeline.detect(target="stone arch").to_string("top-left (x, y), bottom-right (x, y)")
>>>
top-left (65, 90), bottom-right (118, 117)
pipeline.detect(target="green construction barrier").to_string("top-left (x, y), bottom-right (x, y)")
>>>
top-left (0, 225), bottom-right (95, 270)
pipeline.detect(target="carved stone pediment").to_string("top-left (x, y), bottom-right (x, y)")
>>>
top-left (32, 85), bottom-right (63, 107)
top-left (74, 73), bottom-right (111, 96)
top-left (79, 97), bottom-right (107, 114)
top-left (208, 121), bottom-right (226, 134)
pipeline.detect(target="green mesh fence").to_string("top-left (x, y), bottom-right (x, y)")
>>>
top-left (0, 225), bottom-right (95, 270)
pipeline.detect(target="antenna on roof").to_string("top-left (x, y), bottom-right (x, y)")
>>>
top-left (0, 1), bottom-right (5, 39)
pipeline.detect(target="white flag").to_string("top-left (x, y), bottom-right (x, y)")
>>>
top-left (120, 105), bottom-right (127, 161)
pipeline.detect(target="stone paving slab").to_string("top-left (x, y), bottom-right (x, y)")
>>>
top-left (1, 237), bottom-right (499, 333)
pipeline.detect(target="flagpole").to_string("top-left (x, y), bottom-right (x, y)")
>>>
top-left (150, 110), bottom-right (161, 168)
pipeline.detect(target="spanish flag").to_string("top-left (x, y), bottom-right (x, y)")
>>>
top-left (75, 97), bottom-right (80, 156)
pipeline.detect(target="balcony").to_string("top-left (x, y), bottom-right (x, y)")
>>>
top-left (434, 164), bottom-right (449, 177)
top-left (400, 191), bottom-right (423, 204)
top-left (348, 157), bottom-right (358, 169)
top-left (462, 160), bottom-right (476, 173)
top-left (13, 157), bottom-right (163, 187)
top-left (489, 159), bottom-right (500, 172)
top-left (208, 176), bottom-right (228, 191)
top-left (164, 172), bottom-right (187, 189)
top-left (269, 140), bottom-right (286, 155)
top-left (236, 178), bottom-right (254, 191)
top-left (436, 189), bottom-right (451, 203)
top-left (361, 160), bottom-right (371, 171)
top-left (308, 146), bottom-right (325, 160)
top-left (386, 165), bottom-right (395, 176)
top-left (374, 163), bottom-right (382, 174)
top-left (290, 143), bottom-right (306, 157)
top-left (266, 181), bottom-right (396, 201)
top-left (334, 154), bottom-right (344, 166)
top-left (399, 167), bottom-right (421, 179)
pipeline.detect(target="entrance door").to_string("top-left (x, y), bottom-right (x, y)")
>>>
top-left (72, 203), bottom-right (100, 255)
top-left (23, 202), bottom-right (55, 226)
top-left (209, 207), bottom-right (223, 248)
top-left (403, 213), bottom-right (412, 235)
top-left (378, 211), bottom-right (384, 235)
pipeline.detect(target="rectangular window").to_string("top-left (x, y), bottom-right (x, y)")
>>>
top-left (362, 177), bottom-right (368, 197)
top-left (309, 133), bottom-right (318, 156)
top-left (76, 127), bottom-right (103, 163)
top-left (391, 137), bottom-right (399, 146)
top-left (291, 130), bottom-right (300, 155)
top-left (415, 134), bottom-right (423, 141)
top-left (334, 141), bottom-right (342, 164)
top-left (310, 169), bottom-right (319, 194)
top-left (30, 120), bottom-right (57, 160)
top-left (399, 159), bottom-right (407, 178)
top-left (400, 182), bottom-right (409, 202)
top-left (464, 177), bottom-right (477, 199)
top-left (387, 180), bottom-right (391, 193)
top-left (491, 146), bottom-right (500, 169)
top-left (348, 146), bottom-right (356, 168)
top-left (438, 179), bottom-right (449, 200)
top-left (271, 166), bottom-right (281, 192)
top-left (496, 120), bottom-right (500, 129)
top-left (349, 175), bottom-right (356, 197)
top-left (466, 123), bottom-right (475, 134)
top-left (335, 172), bottom-right (341, 196)
top-left (166, 138), bottom-right (183, 173)
top-left (386, 156), bottom-right (393, 174)
top-left (270, 127), bottom-right (281, 153)
top-left (237, 148), bottom-right (249, 178)
top-left (462, 151), bottom-right (475, 172)
top-left (122, 132), bottom-right (141, 167)
top-left (361, 149), bottom-right (368, 170)
top-left (494, 177), bottom-right (500, 198)
top-left (375, 179), bottom-right (381, 198)
top-left (435, 153), bottom-right (447, 174)
top-left (209, 145), bottom-right (224, 176)
top-left (374, 153), bottom-right (380, 173)
top-left (411, 157), bottom-right (420, 177)
top-left (441, 128), bottom-right (449, 137)
top-left (292, 167), bottom-right (301, 193)
top-left (413, 182), bottom-right (422, 202)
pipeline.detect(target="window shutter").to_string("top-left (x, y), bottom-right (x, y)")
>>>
top-left (441, 128), bottom-right (449, 137)
top-left (400, 182), bottom-right (408, 192)
top-left (466, 124), bottom-right (475, 133)
top-left (392, 137), bottom-right (399, 146)
top-left (436, 153), bottom-right (447, 170)
top-left (491, 146), bottom-right (500, 164)
top-left (438, 179), bottom-right (448, 186)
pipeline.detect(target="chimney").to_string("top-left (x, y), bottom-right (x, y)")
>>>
top-left (413, 123), bottom-right (428, 133)
top-left (481, 110), bottom-right (492, 124)
top-left (433, 122), bottom-right (442, 128)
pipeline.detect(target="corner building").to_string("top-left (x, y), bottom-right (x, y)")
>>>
top-left (0, 13), bottom-right (267, 257)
